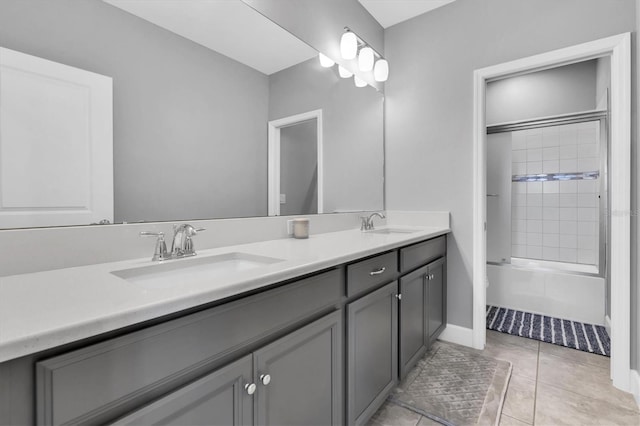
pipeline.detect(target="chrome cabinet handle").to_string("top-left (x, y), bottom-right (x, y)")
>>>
top-left (487, 194), bottom-right (499, 197)
top-left (395, 294), bottom-right (402, 300)
top-left (245, 383), bottom-right (256, 395)
top-left (260, 374), bottom-right (271, 386)
top-left (369, 267), bottom-right (386, 276)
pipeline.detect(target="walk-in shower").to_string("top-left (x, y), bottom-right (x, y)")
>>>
top-left (486, 112), bottom-right (608, 327)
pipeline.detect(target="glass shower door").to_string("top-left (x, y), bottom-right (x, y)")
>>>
top-left (487, 132), bottom-right (512, 263)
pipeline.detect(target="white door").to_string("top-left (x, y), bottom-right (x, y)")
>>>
top-left (0, 47), bottom-right (113, 228)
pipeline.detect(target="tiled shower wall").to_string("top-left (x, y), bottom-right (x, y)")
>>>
top-left (511, 121), bottom-right (600, 265)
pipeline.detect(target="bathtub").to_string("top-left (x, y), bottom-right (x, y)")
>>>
top-left (486, 258), bottom-right (605, 326)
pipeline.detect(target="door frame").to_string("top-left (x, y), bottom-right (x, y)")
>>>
top-left (472, 33), bottom-right (631, 391)
top-left (267, 109), bottom-right (323, 216)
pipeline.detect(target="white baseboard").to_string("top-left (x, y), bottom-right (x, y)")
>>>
top-left (604, 315), bottom-right (611, 336)
top-left (438, 324), bottom-right (474, 347)
top-left (630, 369), bottom-right (640, 409)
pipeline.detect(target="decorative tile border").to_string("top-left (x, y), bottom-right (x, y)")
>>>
top-left (512, 171), bottom-right (599, 182)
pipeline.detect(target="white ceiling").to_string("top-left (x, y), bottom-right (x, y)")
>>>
top-left (103, 0), bottom-right (317, 75)
top-left (358, 0), bottom-right (456, 29)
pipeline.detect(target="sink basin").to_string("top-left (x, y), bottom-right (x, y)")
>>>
top-left (366, 228), bottom-right (420, 235)
top-left (112, 252), bottom-right (284, 288)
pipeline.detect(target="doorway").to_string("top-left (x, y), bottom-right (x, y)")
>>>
top-left (472, 33), bottom-right (631, 391)
top-left (268, 109), bottom-right (323, 216)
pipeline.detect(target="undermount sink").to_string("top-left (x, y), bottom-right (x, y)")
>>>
top-left (112, 252), bottom-right (284, 288)
top-left (366, 228), bottom-right (420, 235)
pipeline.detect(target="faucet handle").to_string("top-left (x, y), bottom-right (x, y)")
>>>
top-left (360, 216), bottom-right (369, 231)
top-left (140, 231), bottom-right (163, 237)
top-left (140, 232), bottom-right (169, 261)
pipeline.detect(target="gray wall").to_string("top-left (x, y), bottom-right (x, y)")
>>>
top-left (384, 0), bottom-right (637, 336)
top-left (486, 60), bottom-right (597, 124)
top-left (280, 120), bottom-right (318, 215)
top-left (0, 0), bottom-right (269, 223)
top-left (269, 58), bottom-right (384, 213)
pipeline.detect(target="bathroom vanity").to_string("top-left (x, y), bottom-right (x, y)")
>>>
top-left (0, 227), bottom-right (448, 426)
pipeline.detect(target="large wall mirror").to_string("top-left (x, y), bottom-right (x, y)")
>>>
top-left (0, 0), bottom-right (384, 229)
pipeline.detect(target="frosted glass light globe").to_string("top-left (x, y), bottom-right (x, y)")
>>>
top-left (340, 32), bottom-right (357, 60)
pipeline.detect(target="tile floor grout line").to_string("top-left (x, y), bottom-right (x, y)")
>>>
top-left (532, 341), bottom-right (540, 426)
top-left (534, 377), bottom-right (640, 414)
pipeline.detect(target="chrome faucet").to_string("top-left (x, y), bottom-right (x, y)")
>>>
top-left (361, 212), bottom-right (386, 231)
top-left (140, 224), bottom-right (205, 261)
top-left (171, 224), bottom-right (205, 258)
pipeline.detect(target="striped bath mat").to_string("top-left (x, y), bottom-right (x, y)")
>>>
top-left (486, 305), bottom-right (610, 357)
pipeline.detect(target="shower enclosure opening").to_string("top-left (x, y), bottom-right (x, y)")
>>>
top-left (486, 113), bottom-right (608, 278)
top-left (485, 111), bottom-right (609, 328)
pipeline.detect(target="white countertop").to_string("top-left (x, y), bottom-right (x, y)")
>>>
top-left (0, 225), bottom-right (449, 363)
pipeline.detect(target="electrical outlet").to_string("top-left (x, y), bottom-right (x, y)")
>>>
top-left (280, 193), bottom-right (286, 204)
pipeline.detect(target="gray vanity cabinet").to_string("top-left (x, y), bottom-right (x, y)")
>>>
top-left (35, 269), bottom-right (343, 425)
top-left (255, 310), bottom-right (342, 426)
top-left (0, 235), bottom-right (448, 426)
top-left (113, 311), bottom-right (342, 426)
top-left (347, 281), bottom-right (398, 426)
top-left (398, 236), bottom-right (447, 380)
top-left (398, 265), bottom-right (428, 379)
top-left (112, 355), bottom-right (254, 426)
top-left (426, 257), bottom-right (446, 345)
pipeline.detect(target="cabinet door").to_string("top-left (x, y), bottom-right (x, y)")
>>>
top-left (347, 281), bottom-right (398, 426)
top-left (427, 257), bottom-right (447, 345)
top-left (254, 311), bottom-right (342, 426)
top-left (399, 265), bottom-right (428, 379)
top-left (112, 355), bottom-right (253, 426)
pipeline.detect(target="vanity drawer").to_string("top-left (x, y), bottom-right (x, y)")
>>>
top-left (400, 236), bottom-right (446, 273)
top-left (347, 251), bottom-right (398, 297)
top-left (36, 268), bottom-right (343, 426)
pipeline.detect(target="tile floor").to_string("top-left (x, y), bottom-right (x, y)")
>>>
top-left (369, 331), bottom-right (640, 426)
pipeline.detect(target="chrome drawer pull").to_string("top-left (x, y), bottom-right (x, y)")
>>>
top-left (260, 374), bottom-right (271, 386)
top-left (369, 267), bottom-right (386, 276)
top-left (245, 383), bottom-right (256, 395)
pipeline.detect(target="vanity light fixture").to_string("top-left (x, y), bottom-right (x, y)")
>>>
top-left (354, 75), bottom-right (367, 88)
top-left (338, 65), bottom-right (353, 78)
top-left (318, 53), bottom-right (335, 68)
top-left (340, 27), bottom-right (389, 85)
top-left (340, 31), bottom-right (358, 60)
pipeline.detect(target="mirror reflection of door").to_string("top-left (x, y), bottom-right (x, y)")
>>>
top-left (279, 119), bottom-right (318, 215)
